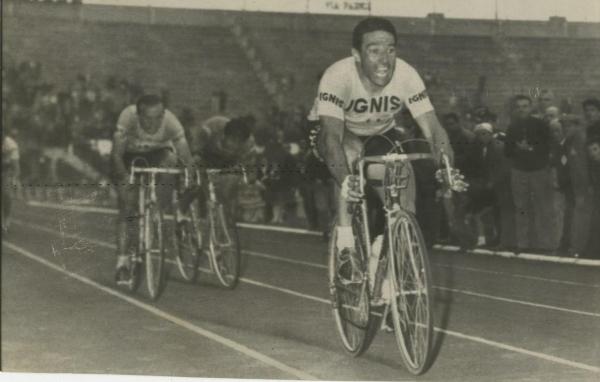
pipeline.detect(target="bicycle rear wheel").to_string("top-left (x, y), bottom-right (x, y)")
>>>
top-left (207, 203), bottom-right (240, 289)
top-left (175, 200), bottom-right (201, 282)
top-left (388, 209), bottom-right (433, 375)
top-left (328, 206), bottom-right (378, 356)
top-left (144, 202), bottom-right (166, 300)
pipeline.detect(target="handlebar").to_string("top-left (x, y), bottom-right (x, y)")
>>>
top-left (361, 152), bottom-right (433, 164)
top-left (206, 167), bottom-right (249, 185)
top-left (129, 166), bottom-right (190, 188)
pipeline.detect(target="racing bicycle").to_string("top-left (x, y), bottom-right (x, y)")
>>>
top-left (122, 159), bottom-right (190, 300)
top-left (329, 138), bottom-right (458, 375)
top-left (173, 167), bottom-right (243, 289)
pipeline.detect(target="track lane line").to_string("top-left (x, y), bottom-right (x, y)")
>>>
top-left (13, 219), bottom-right (600, 319)
top-left (435, 286), bottom-right (600, 318)
top-left (2, 241), bottom-right (317, 380)
top-left (25, 200), bottom-right (600, 267)
top-left (9, 219), bottom-right (600, 374)
top-left (20, 205), bottom-right (600, 289)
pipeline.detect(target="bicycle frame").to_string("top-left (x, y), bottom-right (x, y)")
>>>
top-left (204, 168), bottom-right (247, 247)
top-left (355, 152), bottom-right (432, 302)
top-left (129, 165), bottom-right (190, 252)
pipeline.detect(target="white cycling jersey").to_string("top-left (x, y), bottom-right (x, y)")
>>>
top-left (2, 136), bottom-right (19, 165)
top-left (115, 105), bottom-right (185, 154)
top-left (317, 57), bottom-right (433, 136)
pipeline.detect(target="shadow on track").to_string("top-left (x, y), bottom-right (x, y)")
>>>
top-left (428, 254), bottom-right (455, 369)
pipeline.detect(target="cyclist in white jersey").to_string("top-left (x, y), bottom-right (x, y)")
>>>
top-left (111, 94), bottom-right (194, 283)
top-left (316, 17), bottom-right (456, 270)
top-left (2, 134), bottom-right (20, 232)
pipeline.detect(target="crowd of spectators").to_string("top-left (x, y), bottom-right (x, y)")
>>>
top-left (3, 59), bottom-right (599, 258)
top-left (436, 92), bottom-right (600, 259)
top-left (2, 58), bottom-right (145, 185)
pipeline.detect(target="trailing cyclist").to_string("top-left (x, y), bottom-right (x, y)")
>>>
top-left (111, 94), bottom-right (194, 285)
top-left (184, 116), bottom-right (254, 221)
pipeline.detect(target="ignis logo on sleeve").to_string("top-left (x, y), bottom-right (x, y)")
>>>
top-left (319, 92), bottom-right (345, 108)
top-left (408, 90), bottom-right (428, 104)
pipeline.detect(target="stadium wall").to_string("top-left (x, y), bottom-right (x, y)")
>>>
top-left (4, 1), bottom-right (600, 39)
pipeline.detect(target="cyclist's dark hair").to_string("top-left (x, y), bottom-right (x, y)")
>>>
top-left (352, 17), bottom-right (397, 50)
top-left (582, 97), bottom-right (600, 110)
top-left (513, 94), bottom-right (532, 104)
top-left (136, 94), bottom-right (163, 114)
top-left (442, 112), bottom-right (460, 123)
top-left (224, 117), bottom-right (251, 142)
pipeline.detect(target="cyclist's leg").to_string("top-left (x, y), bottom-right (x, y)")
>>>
top-left (335, 131), bottom-right (363, 249)
top-left (2, 171), bottom-right (14, 231)
top-left (176, 155), bottom-right (203, 216)
top-left (365, 162), bottom-right (416, 213)
top-left (216, 172), bottom-right (241, 222)
top-left (150, 148), bottom-right (179, 213)
top-left (113, 154), bottom-right (139, 275)
top-left (361, 130), bottom-right (417, 297)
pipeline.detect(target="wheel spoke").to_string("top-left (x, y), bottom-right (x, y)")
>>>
top-left (389, 212), bottom-right (433, 375)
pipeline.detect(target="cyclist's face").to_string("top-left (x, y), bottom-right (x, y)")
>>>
top-left (138, 104), bottom-right (165, 134)
top-left (353, 30), bottom-right (396, 88)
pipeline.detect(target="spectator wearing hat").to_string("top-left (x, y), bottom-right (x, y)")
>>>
top-left (466, 122), bottom-right (513, 247)
top-left (505, 95), bottom-right (554, 252)
top-left (548, 116), bottom-right (591, 256)
top-left (582, 97), bottom-right (600, 142)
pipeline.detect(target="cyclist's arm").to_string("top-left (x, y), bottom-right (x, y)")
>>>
top-left (317, 116), bottom-right (351, 187)
top-left (172, 136), bottom-right (197, 183)
top-left (111, 131), bottom-right (128, 181)
top-left (414, 111), bottom-right (454, 165)
top-left (172, 136), bottom-right (193, 167)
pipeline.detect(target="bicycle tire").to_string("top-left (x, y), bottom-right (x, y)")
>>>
top-left (144, 202), bottom-right (166, 300)
top-left (175, 200), bottom-right (201, 282)
top-left (388, 209), bottom-right (434, 375)
top-left (328, 206), bottom-right (378, 356)
top-left (207, 203), bottom-right (240, 289)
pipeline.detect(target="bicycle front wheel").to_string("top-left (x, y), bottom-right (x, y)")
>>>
top-left (144, 202), bottom-right (166, 300)
top-left (207, 203), bottom-right (240, 289)
top-left (388, 209), bottom-right (434, 375)
top-left (175, 200), bottom-right (201, 282)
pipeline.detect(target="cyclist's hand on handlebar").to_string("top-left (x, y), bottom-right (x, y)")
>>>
top-left (341, 174), bottom-right (363, 202)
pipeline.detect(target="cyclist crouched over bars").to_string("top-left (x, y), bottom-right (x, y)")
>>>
top-left (179, 116), bottom-right (255, 226)
top-left (111, 94), bottom-right (194, 284)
